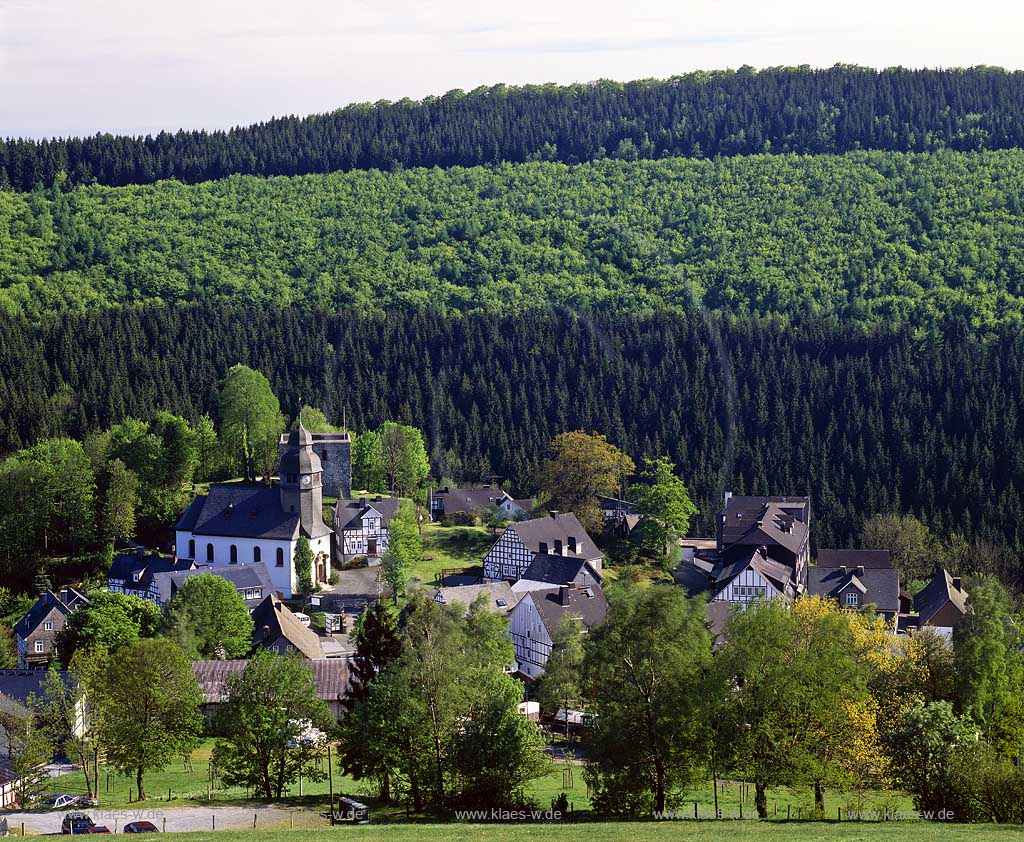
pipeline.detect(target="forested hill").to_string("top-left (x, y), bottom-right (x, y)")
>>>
top-left (3, 150), bottom-right (1024, 329)
top-left (0, 304), bottom-right (1021, 561)
top-left (3, 66), bottom-right (1024, 191)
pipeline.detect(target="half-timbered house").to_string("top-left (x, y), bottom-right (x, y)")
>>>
top-left (482, 512), bottom-right (601, 583)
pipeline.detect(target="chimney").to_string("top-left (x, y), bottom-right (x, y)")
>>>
top-left (549, 510), bottom-right (560, 519)
top-left (840, 566), bottom-right (847, 576)
top-left (952, 576), bottom-right (962, 591)
top-left (359, 497), bottom-right (366, 507)
top-left (559, 584), bottom-right (573, 606)
top-left (136, 546), bottom-right (145, 559)
top-left (724, 490), bottom-right (733, 508)
top-left (856, 565), bottom-right (865, 577)
top-left (568, 536), bottom-right (578, 553)
top-left (262, 625), bottom-right (271, 640)
top-left (444, 486), bottom-right (450, 494)
top-left (554, 539), bottom-right (563, 556)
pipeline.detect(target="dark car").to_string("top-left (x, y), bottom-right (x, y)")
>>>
top-left (61, 813), bottom-right (95, 835)
top-left (123, 822), bottom-right (159, 833)
top-left (86, 826), bottom-right (111, 834)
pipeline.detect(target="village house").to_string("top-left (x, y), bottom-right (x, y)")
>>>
top-left (334, 496), bottom-right (402, 561)
top-left (808, 549), bottom-right (901, 629)
top-left (429, 485), bottom-right (529, 522)
top-left (192, 658), bottom-right (350, 722)
top-left (15, 588), bottom-right (89, 668)
top-left (433, 582), bottom-right (520, 615)
top-left (510, 553), bottom-right (603, 594)
top-left (107, 550), bottom-right (196, 605)
top-left (250, 595), bottom-right (326, 659)
top-left (482, 511), bottom-right (602, 583)
top-left (175, 424), bottom-right (333, 598)
top-left (900, 569), bottom-right (970, 639)
top-left (0, 669), bottom-right (88, 739)
top-left (509, 582), bottom-right (608, 679)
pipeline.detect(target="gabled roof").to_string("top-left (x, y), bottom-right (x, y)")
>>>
top-left (192, 659), bottom-right (350, 705)
top-left (719, 495), bottom-right (810, 554)
top-left (808, 554), bottom-right (900, 614)
top-left (816, 549), bottom-right (893, 569)
top-left (434, 583), bottom-right (520, 614)
top-left (506, 513), bottom-right (600, 561)
top-left (528, 584), bottom-right (609, 639)
top-left (160, 563), bottom-right (277, 607)
top-left (17, 588), bottom-right (90, 637)
top-left (334, 497), bottom-right (402, 531)
top-left (710, 547), bottom-right (797, 599)
top-left (181, 486), bottom-right (304, 540)
top-left (108, 552), bottom-right (195, 591)
top-left (431, 486), bottom-right (513, 514)
top-left (250, 596), bottom-right (324, 659)
top-left (0, 669), bottom-right (74, 707)
top-left (914, 569), bottom-right (969, 625)
top-left (518, 554), bottom-right (602, 588)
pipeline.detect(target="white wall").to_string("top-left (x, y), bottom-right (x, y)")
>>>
top-left (712, 568), bottom-right (780, 606)
top-left (509, 595), bottom-right (553, 678)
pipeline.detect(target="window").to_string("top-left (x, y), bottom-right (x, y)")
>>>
top-left (35, 640), bottom-right (44, 653)
top-left (230, 545), bottom-right (238, 564)
top-left (206, 543), bottom-right (214, 562)
top-left (845, 592), bottom-right (859, 607)
top-left (44, 620), bottom-right (53, 631)
top-left (276, 548), bottom-right (284, 567)
top-left (253, 546), bottom-right (261, 563)
top-left (188, 539), bottom-right (195, 559)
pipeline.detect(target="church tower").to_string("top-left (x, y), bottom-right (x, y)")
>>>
top-left (279, 423), bottom-right (325, 536)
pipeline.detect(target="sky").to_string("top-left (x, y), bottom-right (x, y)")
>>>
top-left (1, 0), bottom-right (1022, 139)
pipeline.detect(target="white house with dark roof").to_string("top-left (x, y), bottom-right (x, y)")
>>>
top-left (334, 496), bottom-right (402, 560)
top-left (511, 554), bottom-right (603, 594)
top-left (482, 512), bottom-right (601, 583)
top-left (175, 424), bottom-right (332, 598)
top-left (107, 551), bottom-right (197, 606)
top-left (808, 549), bottom-right (901, 629)
top-left (509, 582), bottom-right (608, 678)
top-left (900, 569), bottom-right (970, 640)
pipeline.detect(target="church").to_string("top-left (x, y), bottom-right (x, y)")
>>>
top-left (175, 424), bottom-right (333, 598)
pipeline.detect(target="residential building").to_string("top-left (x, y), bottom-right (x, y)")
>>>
top-left (597, 495), bottom-right (639, 524)
top-left (175, 424), bottom-right (333, 598)
top-left (15, 588), bottom-right (89, 668)
top-left (902, 569), bottom-right (970, 640)
top-left (433, 582), bottom-right (520, 615)
top-left (192, 658), bottom-right (350, 722)
top-left (334, 496), bottom-right (402, 559)
top-left (107, 551), bottom-right (196, 606)
top-left (429, 486), bottom-right (527, 522)
top-left (509, 582), bottom-right (608, 678)
top-left (511, 553), bottom-right (603, 594)
top-left (278, 429), bottom-right (352, 499)
top-left (0, 669), bottom-right (88, 738)
top-left (807, 549), bottom-right (901, 628)
top-left (482, 511), bottom-right (602, 583)
top-left (250, 595), bottom-right (325, 659)
top-left (161, 562), bottom-right (277, 609)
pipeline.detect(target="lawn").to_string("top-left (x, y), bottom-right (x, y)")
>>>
top-left (411, 523), bottom-right (495, 587)
top-left (148, 822), bottom-right (1024, 842)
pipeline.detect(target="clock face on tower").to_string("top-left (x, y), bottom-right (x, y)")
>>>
top-left (301, 475), bottom-right (312, 488)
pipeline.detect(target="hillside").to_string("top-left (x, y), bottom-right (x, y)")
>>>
top-left (2, 150), bottom-right (1024, 328)
top-left (3, 66), bottom-right (1024, 191)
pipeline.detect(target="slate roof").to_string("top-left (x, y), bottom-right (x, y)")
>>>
top-left (0, 669), bottom-right (73, 706)
top-left (719, 495), bottom-right (810, 554)
top-left (192, 658), bottom-right (350, 705)
top-left (518, 554), bottom-right (602, 587)
top-left (108, 552), bottom-right (195, 592)
top-left (530, 583), bottom-right (609, 638)
top-left (434, 583), bottom-right (520, 614)
top-left (250, 596), bottom-right (324, 659)
top-left (710, 547), bottom-right (798, 599)
top-left (914, 569), bottom-right (969, 625)
top-left (334, 497), bottom-right (403, 531)
top-left (279, 424), bottom-right (323, 475)
top-left (431, 486), bottom-right (513, 514)
top-left (179, 486), bottom-right (309, 540)
top-left (160, 563), bottom-right (277, 607)
top-left (507, 513), bottom-right (601, 561)
top-left (807, 553), bottom-right (900, 615)
top-left (17, 588), bottom-right (89, 638)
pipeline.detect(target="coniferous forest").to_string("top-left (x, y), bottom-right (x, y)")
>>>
top-left (0, 304), bottom-right (1021, 563)
top-left (3, 66), bottom-right (1024, 191)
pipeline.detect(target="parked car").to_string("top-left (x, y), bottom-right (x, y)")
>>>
top-left (47, 794), bottom-right (81, 810)
top-left (61, 812), bottom-right (95, 834)
top-left (86, 826), bottom-right (111, 834)
top-left (123, 821), bottom-right (159, 833)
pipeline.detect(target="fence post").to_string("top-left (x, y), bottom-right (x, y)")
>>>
top-left (787, 804), bottom-right (791, 820)
top-left (162, 819), bottom-right (166, 833)
top-left (212, 815), bottom-right (215, 831)
top-left (739, 804), bottom-right (742, 820)
top-left (253, 812), bottom-right (257, 830)
top-left (838, 807), bottom-right (841, 822)
top-left (694, 801), bottom-right (697, 819)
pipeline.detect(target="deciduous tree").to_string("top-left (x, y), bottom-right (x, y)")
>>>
top-left (162, 574), bottom-right (254, 659)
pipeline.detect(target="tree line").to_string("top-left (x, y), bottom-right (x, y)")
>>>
top-left (3, 150), bottom-right (1024, 328)
top-left (0, 304), bottom-right (1020, 565)
top-left (4, 66), bottom-right (1024, 192)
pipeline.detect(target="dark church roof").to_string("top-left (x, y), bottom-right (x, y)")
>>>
top-left (180, 486), bottom-right (302, 540)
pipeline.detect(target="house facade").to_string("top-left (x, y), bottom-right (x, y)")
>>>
top-left (808, 549), bottom-right (901, 629)
top-left (334, 497), bottom-right (401, 559)
top-left (107, 552), bottom-right (196, 606)
top-left (15, 588), bottom-right (89, 668)
top-left (482, 512), bottom-right (601, 583)
top-left (175, 424), bottom-right (332, 598)
top-left (509, 582), bottom-right (608, 678)
top-left (429, 486), bottom-right (527, 522)
top-left (903, 569), bottom-right (969, 640)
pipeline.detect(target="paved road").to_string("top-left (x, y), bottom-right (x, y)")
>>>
top-left (0, 804), bottom-right (323, 835)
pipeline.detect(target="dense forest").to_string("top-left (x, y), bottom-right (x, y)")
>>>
top-left (3, 66), bottom-right (1024, 191)
top-left (0, 304), bottom-right (1020, 559)
top-left (3, 150), bottom-right (1024, 327)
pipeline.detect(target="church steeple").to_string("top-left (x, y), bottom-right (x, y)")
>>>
top-left (279, 422), bottom-right (325, 536)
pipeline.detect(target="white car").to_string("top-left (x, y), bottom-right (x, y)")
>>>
top-left (47, 794), bottom-right (81, 810)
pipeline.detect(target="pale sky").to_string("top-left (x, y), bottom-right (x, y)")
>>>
top-left (1, 0), bottom-right (1022, 139)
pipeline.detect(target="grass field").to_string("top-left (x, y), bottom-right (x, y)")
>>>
top-left (148, 822), bottom-right (1024, 841)
top-left (412, 524), bottom-right (495, 586)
